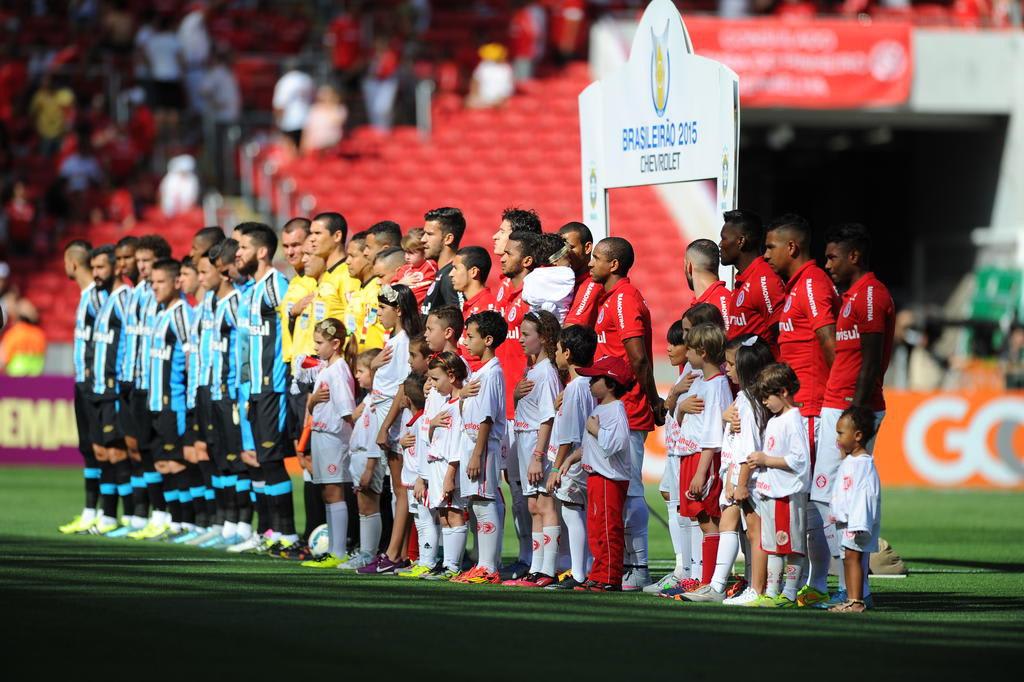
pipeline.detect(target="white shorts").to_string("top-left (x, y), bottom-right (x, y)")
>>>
top-left (515, 430), bottom-right (551, 496)
top-left (310, 430), bottom-right (350, 484)
top-left (407, 487), bottom-right (419, 516)
top-left (837, 522), bottom-right (879, 554)
top-left (349, 449), bottom-right (385, 495)
top-left (757, 491), bottom-right (807, 556)
top-left (658, 455), bottom-right (681, 502)
top-left (627, 430), bottom-right (648, 497)
top-left (554, 462), bottom-right (587, 506)
top-left (426, 457), bottom-right (463, 511)
top-left (812, 407), bottom-right (885, 504)
top-left (459, 437), bottom-right (499, 501)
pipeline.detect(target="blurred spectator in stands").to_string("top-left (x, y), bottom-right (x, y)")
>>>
top-left (125, 87), bottom-right (156, 160)
top-left (363, 36), bottom-right (401, 131)
top-left (550, 0), bottom-right (587, 65)
top-left (133, 9), bottom-right (157, 96)
top-left (100, 0), bottom-right (135, 54)
top-left (325, 8), bottom-right (365, 95)
top-left (178, 2), bottom-right (211, 115)
top-left (301, 84), bottom-right (348, 155)
top-left (906, 317), bottom-right (948, 390)
top-left (0, 297), bottom-right (46, 376)
top-left (103, 185), bottom-right (137, 230)
top-left (159, 154), bottom-right (200, 217)
top-left (466, 43), bottom-right (515, 109)
top-left (200, 49), bottom-right (241, 125)
top-left (1002, 323), bottom-right (1024, 389)
top-left (273, 59), bottom-right (315, 151)
top-left (29, 73), bottom-right (74, 157)
top-left (139, 13), bottom-right (185, 133)
top-left (58, 133), bottom-right (104, 221)
top-left (3, 181), bottom-right (36, 255)
top-left (510, 1), bottom-right (546, 82)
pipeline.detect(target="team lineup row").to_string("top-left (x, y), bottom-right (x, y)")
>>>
top-left (60, 207), bottom-right (894, 612)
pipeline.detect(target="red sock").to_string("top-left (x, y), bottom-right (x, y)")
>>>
top-left (702, 533), bottom-right (720, 585)
top-left (408, 523), bottom-right (419, 562)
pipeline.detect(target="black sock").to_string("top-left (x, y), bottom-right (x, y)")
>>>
top-left (236, 472), bottom-right (253, 525)
top-left (179, 469), bottom-right (195, 526)
top-left (130, 458), bottom-right (149, 518)
top-left (100, 462), bottom-right (118, 519)
top-left (165, 473), bottom-right (182, 523)
top-left (222, 475), bottom-right (238, 524)
top-left (186, 466), bottom-right (208, 528)
top-left (251, 468), bottom-right (270, 534)
top-left (83, 452), bottom-right (100, 509)
top-left (302, 480), bottom-right (326, 542)
top-left (144, 457), bottom-right (166, 512)
top-left (113, 459), bottom-right (132, 521)
top-left (263, 461), bottom-right (296, 536)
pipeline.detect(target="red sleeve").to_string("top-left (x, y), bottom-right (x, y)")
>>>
top-left (858, 283), bottom-right (887, 334)
top-left (805, 275), bottom-right (837, 331)
top-left (613, 291), bottom-right (645, 340)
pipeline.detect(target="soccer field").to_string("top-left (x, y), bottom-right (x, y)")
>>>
top-left (1, 467), bottom-right (1021, 678)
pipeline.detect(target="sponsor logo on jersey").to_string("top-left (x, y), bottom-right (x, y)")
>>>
top-left (843, 300), bottom-right (853, 318)
top-left (477, 521), bottom-right (497, 534)
top-left (842, 475), bottom-right (853, 491)
top-left (836, 326), bottom-right (860, 342)
top-left (327, 463), bottom-right (337, 474)
top-left (816, 474), bottom-right (828, 489)
top-left (735, 289), bottom-right (746, 307)
top-left (776, 530), bottom-right (789, 546)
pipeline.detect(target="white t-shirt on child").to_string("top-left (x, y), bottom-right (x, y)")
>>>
top-left (522, 266), bottom-right (576, 323)
top-left (310, 359), bottom-right (356, 438)
top-left (754, 406), bottom-right (810, 498)
top-left (719, 391), bottom-right (762, 487)
top-left (830, 453), bottom-right (881, 552)
top-left (582, 400), bottom-right (631, 481)
top-left (677, 373), bottom-right (731, 456)
top-left (513, 357), bottom-right (560, 432)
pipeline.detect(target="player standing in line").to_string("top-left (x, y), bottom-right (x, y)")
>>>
top-left (420, 207), bottom-right (466, 316)
top-left (503, 310), bottom-right (563, 587)
top-left (59, 240), bottom-right (102, 534)
top-left (300, 318), bottom-right (357, 568)
top-left (87, 245), bottom-right (134, 536)
top-left (559, 221), bottom-right (605, 329)
top-left (746, 363), bottom-right (811, 608)
top-left (394, 228), bottom-right (437, 305)
top-left (819, 223), bottom-right (895, 608)
top-left (718, 209), bottom-right (786, 348)
top-left (236, 223), bottom-right (300, 550)
top-left (114, 236), bottom-right (139, 284)
top-left (363, 220), bottom-right (403, 263)
top-left (450, 245), bottom-right (496, 370)
top-left (574, 355), bottom-right (634, 592)
top-left (588, 236), bottom-right (663, 591)
top-left (452, 310), bottom-right (508, 584)
top-left (828, 407), bottom-right (882, 613)
top-left (309, 211), bottom-right (358, 325)
top-left (522, 233), bottom-right (576, 322)
top-left (393, 372), bottom-right (428, 567)
top-left (344, 231), bottom-right (388, 352)
top-left (189, 226), bottom-right (228, 264)
top-left (762, 214), bottom-right (840, 606)
top-left (684, 239), bottom-right (731, 332)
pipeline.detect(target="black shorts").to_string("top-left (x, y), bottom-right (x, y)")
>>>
top-left (89, 397), bottom-right (125, 448)
top-left (151, 79), bottom-right (184, 110)
top-left (150, 409), bottom-right (186, 461)
top-left (249, 392), bottom-right (294, 463)
top-left (130, 388), bottom-right (154, 447)
top-left (286, 387), bottom-right (309, 442)
top-left (117, 382), bottom-right (135, 437)
top-left (195, 386), bottom-right (216, 446)
top-left (73, 382), bottom-right (93, 457)
top-left (211, 398), bottom-right (246, 474)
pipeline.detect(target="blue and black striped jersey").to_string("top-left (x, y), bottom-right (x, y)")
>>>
top-left (148, 299), bottom-right (192, 413)
top-left (197, 290), bottom-right (217, 388)
top-left (91, 285), bottom-right (130, 397)
top-left (235, 279), bottom-right (254, 394)
top-left (120, 281), bottom-right (149, 384)
top-left (209, 287), bottom-right (240, 401)
top-left (246, 269), bottom-right (289, 395)
top-left (73, 283), bottom-right (104, 385)
top-left (136, 286), bottom-right (160, 390)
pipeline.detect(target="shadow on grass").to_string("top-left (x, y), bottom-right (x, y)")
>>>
top-left (906, 557), bottom-right (1024, 573)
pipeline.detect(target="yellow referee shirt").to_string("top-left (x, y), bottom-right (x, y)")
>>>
top-left (280, 275), bottom-right (317, 364)
top-left (320, 260), bottom-right (359, 320)
top-left (348, 276), bottom-right (388, 352)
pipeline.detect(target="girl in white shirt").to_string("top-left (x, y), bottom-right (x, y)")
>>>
top-left (301, 319), bottom-right (356, 569)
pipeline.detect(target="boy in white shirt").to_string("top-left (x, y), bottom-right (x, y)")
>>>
top-left (574, 355), bottom-right (635, 592)
top-left (829, 406), bottom-right (882, 613)
top-left (746, 363), bottom-right (811, 607)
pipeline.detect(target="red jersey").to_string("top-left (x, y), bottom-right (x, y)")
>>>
top-left (495, 276), bottom-right (529, 419)
top-left (692, 280), bottom-right (731, 332)
top-left (823, 273), bottom-right (895, 412)
top-left (564, 272), bottom-right (605, 328)
top-left (394, 259), bottom-right (438, 306)
top-left (460, 286), bottom-right (497, 372)
top-left (777, 260), bottom-right (839, 417)
top-left (726, 257), bottom-right (786, 346)
top-left (595, 277), bottom-right (655, 432)
top-left (326, 14), bottom-right (361, 70)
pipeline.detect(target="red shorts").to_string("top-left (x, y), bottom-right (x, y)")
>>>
top-left (678, 451), bottom-right (722, 519)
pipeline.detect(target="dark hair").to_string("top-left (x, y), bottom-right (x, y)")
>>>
top-left (282, 217), bottom-right (311, 235)
top-left (598, 237), bottom-right (635, 275)
top-left (181, 255), bottom-right (198, 271)
top-left (136, 234), bottom-right (172, 259)
top-left (379, 283), bottom-right (424, 338)
top-left (152, 258), bottom-right (181, 279)
top-left (723, 209), bottom-right (764, 254)
top-left (367, 220), bottom-right (402, 247)
top-left (424, 207), bottom-right (466, 249)
top-left (840, 405), bottom-right (878, 444)
top-left (349, 230), bottom-right (368, 246)
top-left (357, 347), bottom-right (382, 368)
top-left (686, 239), bottom-right (720, 271)
top-left (467, 310), bottom-right (507, 349)
top-left (532, 233), bottom-right (568, 265)
top-left (65, 239), bottom-right (93, 266)
top-left (558, 221), bottom-right (593, 246)
top-left (237, 222), bottom-right (277, 257)
top-left (506, 230), bottom-right (539, 262)
top-left (312, 211), bottom-right (348, 241)
top-left (409, 333), bottom-right (430, 357)
top-left (456, 245), bottom-right (492, 283)
top-left (755, 363), bottom-right (800, 400)
top-left (428, 305), bottom-right (464, 340)
top-left (428, 350), bottom-right (469, 383)
top-left (667, 319), bottom-right (686, 346)
top-left (502, 207), bottom-right (542, 234)
top-left (210, 238), bottom-right (238, 267)
top-left (194, 226), bottom-right (226, 254)
top-left (825, 222), bottom-right (872, 268)
top-left (115, 236), bottom-right (138, 251)
top-left (522, 310), bottom-right (560, 361)
top-left (375, 246), bottom-right (405, 267)
top-left (726, 335), bottom-right (774, 432)
top-left (766, 213), bottom-right (811, 250)
top-left (683, 302), bottom-right (724, 329)
top-left (89, 244), bottom-right (116, 266)
top-left (591, 375), bottom-right (628, 399)
top-left (559, 325), bottom-right (597, 367)
top-left (403, 373), bottom-right (427, 410)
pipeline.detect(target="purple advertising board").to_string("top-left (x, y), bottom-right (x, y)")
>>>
top-left (0, 375), bottom-right (82, 466)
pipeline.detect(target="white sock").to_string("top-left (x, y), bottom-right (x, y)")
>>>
top-left (327, 501), bottom-right (348, 557)
top-left (101, 515), bottom-right (117, 527)
top-left (556, 516), bottom-right (571, 573)
top-left (222, 521), bottom-right (237, 539)
top-left (473, 500), bottom-right (501, 572)
top-left (170, 522), bottom-right (181, 533)
top-left (711, 531), bottom-right (740, 592)
top-left (237, 521), bottom-right (252, 539)
top-left (417, 510), bottom-right (440, 567)
top-left (623, 495), bottom-right (649, 567)
top-left (281, 533), bottom-right (299, 543)
top-left (667, 501), bottom-right (686, 574)
top-left (271, 530), bottom-right (281, 541)
top-left (783, 555), bottom-right (807, 601)
top-left (529, 531), bottom-right (545, 574)
top-left (511, 485), bottom-right (532, 564)
top-left (81, 507), bottom-right (97, 523)
top-left (562, 503), bottom-right (588, 582)
top-left (541, 525), bottom-right (561, 578)
top-left (441, 524), bottom-right (467, 571)
top-left (767, 555), bottom-right (784, 597)
top-left (131, 515), bottom-right (147, 529)
top-left (675, 513), bottom-right (695, 579)
top-left (691, 522), bottom-right (704, 578)
top-left (805, 503), bottom-right (832, 593)
top-left (359, 513), bottom-right (382, 556)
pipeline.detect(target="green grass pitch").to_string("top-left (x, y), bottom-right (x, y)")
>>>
top-left (1, 466), bottom-right (1021, 678)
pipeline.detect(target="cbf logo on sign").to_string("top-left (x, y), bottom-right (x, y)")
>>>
top-left (650, 21), bottom-right (670, 117)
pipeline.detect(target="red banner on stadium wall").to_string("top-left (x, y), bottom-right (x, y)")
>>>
top-left (686, 18), bottom-right (913, 109)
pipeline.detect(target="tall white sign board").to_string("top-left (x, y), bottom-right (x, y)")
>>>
top-left (580, 0), bottom-right (740, 240)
